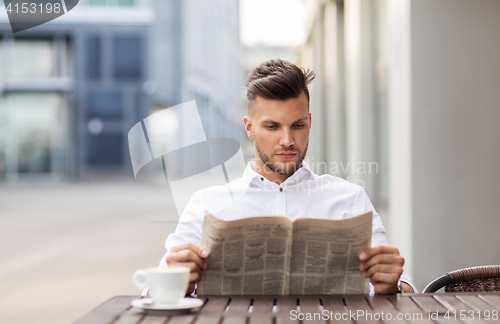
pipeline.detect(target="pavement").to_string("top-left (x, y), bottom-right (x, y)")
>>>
top-left (0, 180), bottom-right (181, 324)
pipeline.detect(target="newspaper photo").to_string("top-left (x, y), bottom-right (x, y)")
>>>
top-left (197, 211), bottom-right (373, 295)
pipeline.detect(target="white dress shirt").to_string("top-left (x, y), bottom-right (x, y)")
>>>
top-left (160, 161), bottom-right (416, 294)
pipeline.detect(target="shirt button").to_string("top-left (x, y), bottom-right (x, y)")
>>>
top-left (279, 188), bottom-right (283, 192)
top-left (261, 177), bottom-right (264, 181)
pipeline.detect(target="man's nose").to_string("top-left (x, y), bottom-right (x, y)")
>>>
top-left (279, 129), bottom-right (294, 147)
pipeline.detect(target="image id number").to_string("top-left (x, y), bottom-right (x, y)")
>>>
top-left (6, 2), bottom-right (62, 14)
top-left (442, 310), bottom-right (498, 321)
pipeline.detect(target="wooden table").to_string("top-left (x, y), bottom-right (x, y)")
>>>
top-left (74, 293), bottom-right (500, 324)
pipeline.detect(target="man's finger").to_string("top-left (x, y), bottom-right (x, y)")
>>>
top-left (359, 246), bottom-right (399, 261)
top-left (189, 272), bottom-right (201, 283)
top-left (170, 243), bottom-right (210, 258)
top-left (168, 261), bottom-right (203, 274)
top-left (373, 282), bottom-right (398, 295)
top-left (360, 254), bottom-right (404, 270)
top-left (361, 264), bottom-right (402, 278)
top-left (370, 272), bottom-right (400, 285)
top-left (166, 249), bottom-right (207, 270)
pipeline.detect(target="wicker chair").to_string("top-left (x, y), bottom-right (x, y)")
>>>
top-left (423, 265), bottom-right (500, 293)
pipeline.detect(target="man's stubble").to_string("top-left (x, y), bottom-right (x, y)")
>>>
top-left (254, 138), bottom-right (309, 176)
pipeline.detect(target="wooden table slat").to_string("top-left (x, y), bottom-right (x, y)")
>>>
top-left (299, 296), bottom-right (322, 313)
top-left (458, 295), bottom-right (498, 311)
top-left (248, 316), bottom-right (274, 324)
top-left (432, 295), bottom-right (491, 324)
top-left (454, 295), bottom-right (500, 324)
top-left (411, 295), bottom-right (448, 314)
top-left (433, 295), bottom-right (471, 312)
top-left (344, 295), bottom-right (381, 324)
top-left (388, 295), bottom-right (423, 313)
top-left (478, 294), bottom-right (500, 310)
top-left (344, 295), bottom-right (372, 311)
top-left (366, 296), bottom-right (396, 312)
top-left (251, 297), bottom-right (275, 313)
top-left (433, 295), bottom-right (499, 324)
top-left (111, 308), bottom-right (145, 324)
top-left (140, 316), bottom-right (170, 324)
top-left (319, 297), bottom-right (354, 324)
top-left (201, 297), bottom-right (230, 312)
top-left (73, 296), bottom-right (137, 324)
top-left (275, 316), bottom-right (300, 324)
top-left (276, 296), bottom-right (298, 314)
top-left (320, 296), bottom-right (346, 313)
top-left (227, 297), bottom-right (252, 313)
top-left (192, 314), bottom-right (222, 324)
top-left (298, 297), bottom-right (326, 324)
top-left (165, 315), bottom-right (196, 324)
top-left (369, 296), bottom-right (437, 324)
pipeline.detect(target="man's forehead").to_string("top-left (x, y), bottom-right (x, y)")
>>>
top-left (250, 93), bottom-right (309, 119)
top-left (259, 116), bottom-right (309, 124)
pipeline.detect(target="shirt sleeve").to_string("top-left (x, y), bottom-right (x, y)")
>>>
top-left (159, 190), bottom-right (205, 268)
top-left (353, 186), bottom-right (388, 247)
top-left (355, 187), bottom-right (418, 294)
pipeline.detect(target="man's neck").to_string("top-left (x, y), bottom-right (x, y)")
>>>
top-left (253, 160), bottom-right (295, 185)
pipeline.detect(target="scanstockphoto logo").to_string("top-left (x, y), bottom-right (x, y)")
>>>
top-left (4, 0), bottom-right (79, 33)
top-left (127, 101), bottom-right (247, 220)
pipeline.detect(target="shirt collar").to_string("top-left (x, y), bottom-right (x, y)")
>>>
top-left (242, 160), bottom-right (315, 188)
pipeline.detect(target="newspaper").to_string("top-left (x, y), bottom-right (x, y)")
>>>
top-left (197, 211), bottom-right (372, 295)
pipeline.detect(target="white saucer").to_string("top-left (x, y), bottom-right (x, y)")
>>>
top-left (131, 298), bottom-right (204, 314)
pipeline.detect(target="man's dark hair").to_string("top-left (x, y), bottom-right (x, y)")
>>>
top-left (245, 59), bottom-right (316, 112)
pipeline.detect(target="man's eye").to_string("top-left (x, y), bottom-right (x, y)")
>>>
top-left (294, 124), bottom-right (305, 128)
top-left (266, 125), bottom-right (277, 129)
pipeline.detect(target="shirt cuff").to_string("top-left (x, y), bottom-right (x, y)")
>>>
top-left (368, 276), bottom-right (418, 295)
top-left (400, 271), bottom-right (418, 293)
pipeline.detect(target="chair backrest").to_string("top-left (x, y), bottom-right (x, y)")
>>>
top-left (423, 265), bottom-right (500, 293)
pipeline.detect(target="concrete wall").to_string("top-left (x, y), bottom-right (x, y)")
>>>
top-left (411, 0), bottom-right (500, 290)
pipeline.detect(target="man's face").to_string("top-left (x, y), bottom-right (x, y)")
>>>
top-left (244, 92), bottom-right (311, 177)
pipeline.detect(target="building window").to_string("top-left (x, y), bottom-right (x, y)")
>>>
top-left (0, 93), bottom-right (67, 177)
top-left (86, 91), bottom-right (123, 120)
top-left (85, 35), bottom-right (101, 80)
top-left (86, 0), bottom-right (136, 7)
top-left (113, 36), bottom-right (142, 80)
top-left (5, 39), bottom-right (54, 78)
top-left (0, 37), bottom-right (71, 180)
top-left (86, 134), bottom-right (123, 165)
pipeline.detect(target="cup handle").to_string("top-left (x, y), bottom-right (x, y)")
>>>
top-left (132, 269), bottom-right (148, 291)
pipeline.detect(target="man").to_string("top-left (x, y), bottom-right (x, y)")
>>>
top-left (160, 59), bottom-right (416, 295)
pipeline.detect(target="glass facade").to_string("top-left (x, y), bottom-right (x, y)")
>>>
top-left (0, 93), bottom-right (67, 178)
top-left (85, 35), bottom-right (101, 80)
top-left (86, 91), bottom-right (123, 119)
top-left (0, 37), bottom-right (70, 180)
top-left (112, 36), bottom-right (142, 80)
top-left (0, 28), bottom-right (147, 180)
top-left (86, 0), bottom-right (136, 6)
top-left (7, 39), bottom-right (54, 78)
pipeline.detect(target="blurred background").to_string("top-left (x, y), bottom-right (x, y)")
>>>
top-left (1, 0), bottom-right (500, 323)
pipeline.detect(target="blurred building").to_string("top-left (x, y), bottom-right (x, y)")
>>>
top-left (241, 45), bottom-right (300, 76)
top-left (0, 0), bottom-right (243, 181)
top-left (303, 0), bottom-right (500, 290)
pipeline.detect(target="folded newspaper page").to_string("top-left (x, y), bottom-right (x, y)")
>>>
top-left (197, 211), bottom-right (372, 295)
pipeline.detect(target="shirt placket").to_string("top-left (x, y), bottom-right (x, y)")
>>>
top-left (275, 185), bottom-right (287, 217)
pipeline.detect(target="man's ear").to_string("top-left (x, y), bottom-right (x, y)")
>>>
top-left (243, 116), bottom-right (254, 140)
top-left (309, 112), bottom-right (312, 128)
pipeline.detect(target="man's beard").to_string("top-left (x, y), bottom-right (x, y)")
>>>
top-left (255, 140), bottom-right (308, 175)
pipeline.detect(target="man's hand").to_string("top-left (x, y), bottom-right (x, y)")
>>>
top-left (165, 243), bottom-right (209, 295)
top-left (359, 246), bottom-right (411, 294)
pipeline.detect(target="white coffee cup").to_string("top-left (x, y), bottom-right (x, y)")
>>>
top-left (132, 266), bottom-right (189, 305)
